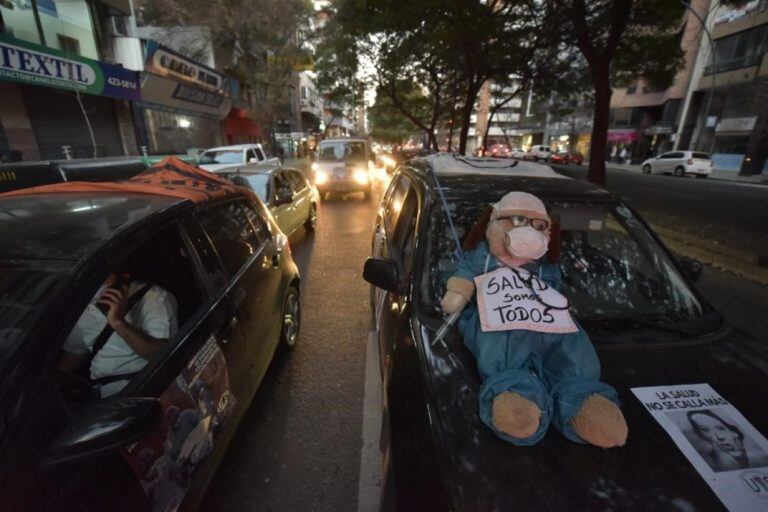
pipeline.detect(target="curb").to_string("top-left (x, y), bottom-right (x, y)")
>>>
top-left (653, 225), bottom-right (768, 286)
top-left (604, 165), bottom-right (768, 186)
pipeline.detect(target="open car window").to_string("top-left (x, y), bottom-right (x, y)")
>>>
top-left (421, 196), bottom-right (709, 342)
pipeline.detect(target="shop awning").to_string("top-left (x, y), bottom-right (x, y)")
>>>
top-left (607, 129), bottom-right (639, 142)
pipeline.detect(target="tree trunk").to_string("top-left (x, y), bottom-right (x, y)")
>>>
top-left (458, 80), bottom-right (481, 155)
top-left (588, 59), bottom-right (611, 186)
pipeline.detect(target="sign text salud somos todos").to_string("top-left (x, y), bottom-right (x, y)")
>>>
top-left (0, 34), bottom-right (140, 101)
top-left (475, 266), bottom-right (577, 334)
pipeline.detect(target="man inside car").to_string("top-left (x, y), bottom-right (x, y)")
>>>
top-left (56, 268), bottom-right (178, 398)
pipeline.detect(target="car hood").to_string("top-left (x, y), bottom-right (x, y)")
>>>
top-left (416, 319), bottom-right (768, 511)
top-left (198, 163), bottom-right (242, 172)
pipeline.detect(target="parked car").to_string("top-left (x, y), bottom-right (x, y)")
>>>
top-left (510, 147), bottom-right (526, 159)
top-left (312, 138), bottom-right (374, 200)
top-left (0, 163), bottom-right (301, 511)
top-left (550, 150), bottom-right (585, 165)
top-left (219, 166), bottom-right (319, 235)
top-left (641, 151), bottom-right (713, 178)
top-left (524, 145), bottom-right (552, 162)
top-left (363, 154), bottom-right (763, 511)
top-left (198, 144), bottom-right (280, 172)
top-left (487, 143), bottom-right (511, 158)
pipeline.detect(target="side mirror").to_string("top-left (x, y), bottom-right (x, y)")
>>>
top-left (42, 397), bottom-right (161, 468)
top-left (678, 256), bottom-right (703, 282)
top-left (363, 257), bottom-right (399, 292)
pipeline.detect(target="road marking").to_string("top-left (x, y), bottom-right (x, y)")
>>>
top-left (357, 331), bottom-right (383, 512)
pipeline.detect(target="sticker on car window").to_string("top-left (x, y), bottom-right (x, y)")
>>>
top-left (632, 384), bottom-right (768, 510)
top-left (121, 335), bottom-right (238, 512)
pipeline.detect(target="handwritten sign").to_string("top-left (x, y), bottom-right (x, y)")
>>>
top-left (474, 267), bottom-right (578, 334)
top-left (632, 384), bottom-right (768, 511)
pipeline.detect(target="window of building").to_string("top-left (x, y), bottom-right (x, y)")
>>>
top-left (57, 34), bottom-right (80, 56)
top-left (627, 83), bottom-right (637, 95)
top-left (710, 25), bottom-right (768, 74)
top-left (300, 86), bottom-right (308, 100)
top-left (0, 1), bottom-right (42, 44)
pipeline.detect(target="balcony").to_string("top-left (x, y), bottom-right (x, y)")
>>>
top-left (704, 53), bottom-right (764, 75)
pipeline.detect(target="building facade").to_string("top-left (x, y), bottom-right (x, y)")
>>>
top-left (0, 0), bottom-right (141, 160)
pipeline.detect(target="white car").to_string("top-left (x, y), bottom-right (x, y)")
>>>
top-left (641, 151), bottom-right (713, 178)
top-left (524, 145), bottom-right (552, 162)
top-left (198, 143), bottom-right (281, 172)
top-left (511, 147), bottom-right (526, 159)
top-left (312, 138), bottom-right (374, 200)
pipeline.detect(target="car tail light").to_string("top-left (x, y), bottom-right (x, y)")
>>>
top-left (687, 159), bottom-right (693, 165)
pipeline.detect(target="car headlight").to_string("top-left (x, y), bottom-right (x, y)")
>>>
top-left (315, 170), bottom-right (329, 185)
top-left (311, 162), bottom-right (318, 172)
top-left (353, 168), bottom-right (369, 184)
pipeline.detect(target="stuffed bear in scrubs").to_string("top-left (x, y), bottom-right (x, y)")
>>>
top-left (441, 191), bottom-right (628, 448)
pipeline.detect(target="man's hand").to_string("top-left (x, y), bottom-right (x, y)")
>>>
top-left (440, 276), bottom-right (476, 314)
top-left (98, 286), bottom-right (130, 329)
top-left (441, 291), bottom-right (469, 314)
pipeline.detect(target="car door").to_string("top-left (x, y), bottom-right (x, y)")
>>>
top-left (195, 199), bottom-right (279, 393)
top-left (271, 170), bottom-right (295, 234)
top-left (287, 169), bottom-right (311, 229)
top-left (656, 152), bottom-right (673, 172)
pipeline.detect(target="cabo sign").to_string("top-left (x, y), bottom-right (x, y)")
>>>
top-left (0, 34), bottom-right (140, 101)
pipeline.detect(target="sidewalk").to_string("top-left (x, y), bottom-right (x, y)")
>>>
top-left (604, 162), bottom-right (768, 185)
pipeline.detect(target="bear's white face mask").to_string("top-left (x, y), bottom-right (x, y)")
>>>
top-left (505, 226), bottom-right (549, 260)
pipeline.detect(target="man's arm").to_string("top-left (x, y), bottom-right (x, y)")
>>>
top-left (99, 288), bottom-right (168, 361)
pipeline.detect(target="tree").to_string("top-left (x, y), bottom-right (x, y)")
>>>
top-left (368, 85), bottom-right (424, 145)
top-left (551, 0), bottom-right (685, 185)
top-left (318, 0), bottom-right (556, 154)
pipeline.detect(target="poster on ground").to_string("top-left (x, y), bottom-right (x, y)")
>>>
top-left (632, 384), bottom-right (768, 511)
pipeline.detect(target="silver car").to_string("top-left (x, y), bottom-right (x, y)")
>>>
top-left (641, 151), bottom-right (713, 178)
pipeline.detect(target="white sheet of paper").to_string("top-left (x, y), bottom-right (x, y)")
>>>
top-left (474, 266), bottom-right (578, 334)
top-left (632, 384), bottom-right (768, 511)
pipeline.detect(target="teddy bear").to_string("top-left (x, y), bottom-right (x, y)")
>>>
top-left (440, 191), bottom-right (628, 448)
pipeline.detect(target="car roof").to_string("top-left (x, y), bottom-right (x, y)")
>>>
top-left (204, 144), bottom-right (261, 152)
top-left (410, 153), bottom-right (614, 201)
top-left (0, 193), bottom-right (187, 261)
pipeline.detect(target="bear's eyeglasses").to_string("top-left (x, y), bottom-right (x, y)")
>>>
top-left (496, 215), bottom-right (549, 231)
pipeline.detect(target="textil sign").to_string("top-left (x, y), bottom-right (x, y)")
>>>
top-left (0, 34), bottom-right (141, 101)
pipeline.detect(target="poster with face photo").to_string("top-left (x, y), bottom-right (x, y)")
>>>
top-left (122, 336), bottom-right (238, 512)
top-left (632, 384), bottom-right (768, 511)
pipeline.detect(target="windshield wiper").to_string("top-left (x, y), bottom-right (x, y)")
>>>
top-left (580, 314), bottom-right (694, 337)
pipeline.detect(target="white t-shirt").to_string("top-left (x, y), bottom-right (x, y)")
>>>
top-left (63, 284), bottom-right (178, 396)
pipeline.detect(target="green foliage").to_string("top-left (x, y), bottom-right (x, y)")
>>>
top-left (368, 83), bottom-right (428, 144)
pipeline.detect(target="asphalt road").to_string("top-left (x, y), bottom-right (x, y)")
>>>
top-left (199, 192), bottom-right (378, 512)
top-left (552, 164), bottom-right (768, 257)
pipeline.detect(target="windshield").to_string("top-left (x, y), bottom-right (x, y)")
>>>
top-left (318, 141), bottom-right (367, 162)
top-left (199, 150), bottom-right (243, 165)
top-left (0, 264), bottom-right (67, 362)
top-left (243, 174), bottom-right (270, 202)
top-left (421, 196), bottom-right (708, 342)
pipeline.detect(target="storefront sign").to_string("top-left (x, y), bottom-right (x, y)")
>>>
top-left (716, 117), bottom-right (757, 133)
top-left (644, 125), bottom-right (675, 136)
top-left (145, 40), bottom-right (230, 95)
top-left (0, 34), bottom-right (140, 101)
top-left (139, 73), bottom-right (232, 118)
top-left (607, 129), bottom-right (638, 142)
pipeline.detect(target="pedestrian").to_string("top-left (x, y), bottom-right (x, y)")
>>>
top-left (620, 147), bottom-right (628, 164)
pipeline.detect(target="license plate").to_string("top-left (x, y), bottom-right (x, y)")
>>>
top-left (334, 168), bottom-right (347, 179)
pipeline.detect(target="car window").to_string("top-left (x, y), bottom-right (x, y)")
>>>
top-left (692, 152), bottom-right (710, 160)
top-left (422, 195), bottom-right (706, 342)
top-left (318, 141), bottom-right (367, 162)
top-left (225, 174), bottom-right (270, 202)
top-left (246, 149), bottom-right (258, 162)
top-left (56, 224), bottom-right (207, 399)
top-left (198, 200), bottom-right (265, 276)
top-left (384, 175), bottom-right (411, 234)
top-left (274, 172), bottom-right (292, 197)
top-left (256, 147), bottom-right (266, 161)
top-left (391, 187), bottom-right (419, 276)
top-left (199, 150), bottom-right (242, 165)
top-left (287, 170), bottom-right (308, 192)
top-left (240, 200), bottom-right (271, 243)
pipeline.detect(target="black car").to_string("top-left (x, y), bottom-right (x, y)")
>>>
top-left (0, 186), bottom-right (301, 510)
top-left (364, 154), bottom-right (768, 511)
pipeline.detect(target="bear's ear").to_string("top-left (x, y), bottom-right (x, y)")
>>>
top-left (462, 206), bottom-right (493, 251)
